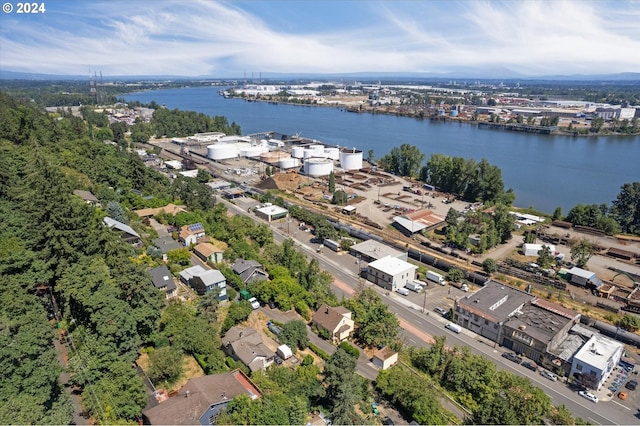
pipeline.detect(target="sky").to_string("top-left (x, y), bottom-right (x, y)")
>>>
top-left (1, 0), bottom-right (639, 78)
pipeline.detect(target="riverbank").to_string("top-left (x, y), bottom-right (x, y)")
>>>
top-left (224, 94), bottom-right (640, 138)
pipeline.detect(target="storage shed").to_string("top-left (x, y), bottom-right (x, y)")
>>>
top-left (372, 347), bottom-right (398, 370)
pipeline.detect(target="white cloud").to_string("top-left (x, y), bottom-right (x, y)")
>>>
top-left (0, 0), bottom-right (638, 76)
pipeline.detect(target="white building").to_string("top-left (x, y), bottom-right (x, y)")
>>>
top-left (365, 256), bottom-right (416, 291)
top-left (568, 267), bottom-right (602, 288)
top-left (569, 334), bottom-right (624, 390)
top-left (254, 204), bottom-right (288, 222)
top-left (523, 243), bottom-right (556, 257)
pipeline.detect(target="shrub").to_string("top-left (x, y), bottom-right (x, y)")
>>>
top-left (308, 343), bottom-right (330, 361)
top-left (339, 341), bottom-right (360, 358)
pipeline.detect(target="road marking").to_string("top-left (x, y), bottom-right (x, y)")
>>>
top-left (611, 400), bottom-right (631, 410)
top-left (587, 417), bottom-right (601, 425)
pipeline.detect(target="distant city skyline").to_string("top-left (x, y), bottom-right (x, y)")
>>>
top-left (1, 0), bottom-right (639, 78)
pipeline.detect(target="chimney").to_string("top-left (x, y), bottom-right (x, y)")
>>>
top-left (185, 390), bottom-right (190, 398)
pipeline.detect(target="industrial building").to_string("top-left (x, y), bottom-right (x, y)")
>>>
top-left (350, 239), bottom-right (408, 263)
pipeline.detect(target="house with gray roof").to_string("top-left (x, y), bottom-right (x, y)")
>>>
top-left (73, 189), bottom-right (101, 207)
top-left (148, 265), bottom-right (177, 299)
top-left (452, 280), bottom-right (536, 342)
top-left (222, 326), bottom-right (275, 372)
top-left (103, 217), bottom-right (141, 247)
top-left (232, 259), bottom-right (269, 284)
top-left (152, 236), bottom-right (182, 261)
top-left (190, 269), bottom-right (227, 300)
top-left (141, 369), bottom-right (261, 425)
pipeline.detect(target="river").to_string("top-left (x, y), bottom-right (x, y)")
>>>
top-left (124, 86), bottom-right (640, 214)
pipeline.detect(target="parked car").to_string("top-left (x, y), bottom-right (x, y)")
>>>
top-left (618, 391), bottom-right (628, 400)
top-left (540, 369), bottom-right (558, 382)
top-left (626, 380), bottom-right (637, 390)
top-left (579, 390), bottom-right (599, 403)
top-left (501, 352), bottom-right (523, 364)
top-left (434, 307), bottom-right (448, 316)
top-left (522, 361), bottom-right (538, 371)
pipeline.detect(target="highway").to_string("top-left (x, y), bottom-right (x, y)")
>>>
top-left (219, 196), bottom-right (638, 425)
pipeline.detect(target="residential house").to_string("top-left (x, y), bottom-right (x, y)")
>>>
top-left (179, 265), bottom-right (208, 284)
top-left (452, 280), bottom-right (536, 343)
top-left (179, 223), bottom-right (206, 246)
top-left (501, 299), bottom-right (580, 364)
top-left (569, 334), bottom-right (624, 390)
top-left (73, 190), bottom-right (101, 207)
top-left (372, 347), bottom-right (399, 370)
top-left (141, 369), bottom-right (262, 425)
top-left (232, 259), bottom-right (269, 284)
top-left (194, 241), bottom-right (226, 264)
top-left (148, 265), bottom-right (177, 299)
top-left (312, 304), bottom-right (355, 344)
top-left (134, 203), bottom-right (186, 219)
top-left (365, 256), bottom-right (416, 291)
top-left (189, 269), bottom-right (227, 300)
top-left (222, 326), bottom-right (275, 372)
top-left (152, 236), bottom-right (182, 261)
top-left (103, 217), bottom-right (141, 247)
top-left (179, 265), bottom-right (227, 300)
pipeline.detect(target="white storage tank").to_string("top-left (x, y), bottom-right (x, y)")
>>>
top-left (324, 147), bottom-right (340, 160)
top-left (339, 147), bottom-right (363, 170)
top-left (239, 145), bottom-right (268, 158)
top-left (207, 144), bottom-right (238, 160)
top-left (310, 144), bottom-right (325, 155)
top-left (303, 148), bottom-right (316, 159)
top-left (304, 158), bottom-right (333, 177)
top-left (291, 146), bottom-right (305, 158)
top-left (279, 157), bottom-right (300, 169)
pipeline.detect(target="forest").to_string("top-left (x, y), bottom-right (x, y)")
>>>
top-left (0, 90), bottom-right (599, 425)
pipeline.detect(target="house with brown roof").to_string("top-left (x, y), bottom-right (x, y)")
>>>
top-left (311, 304), bottom-right (355, 344)
top-left (134, 203), bottom-right (186, 218)
top-left (179, 223), bottom-right (206, 246)
top-left (73, 190), bottom-right (101, 207)
top-left (222, 326), bottom-right (276, 372)
top-left (141, 369), bottom-right (261, 425)
top-left (194, 241), bottom-right (227, 264)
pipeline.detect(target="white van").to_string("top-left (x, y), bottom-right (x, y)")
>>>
top-left (396, 287), bottom-right (410, 296)
top-left (445, 323), bottom-right (462, 334)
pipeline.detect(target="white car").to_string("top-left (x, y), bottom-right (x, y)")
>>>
top-left (579, 390), bottom-right (599, 403)
top-left (540, 369), bottom-right (558, 382)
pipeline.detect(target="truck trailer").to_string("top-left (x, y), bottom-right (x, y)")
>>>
top-left (405, 281), bottom-right (424, 292)
top-left (426, 270), bottom-right (446, 286)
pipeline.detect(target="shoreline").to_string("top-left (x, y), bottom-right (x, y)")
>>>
top-left (224, 94), bottom-right (640, 138)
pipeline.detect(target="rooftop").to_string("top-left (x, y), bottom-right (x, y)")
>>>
top-left (148, 265), bottom-right (177, 291)
top-left (456, 280), bottom-right (536, 324)
top-left (350, 239), bottom-right (405, 261)
top-left (568, 267), bottom-right (596, 279)
top-left (103, 217), bottom-right (140, 238)
top-left (574, 334), bottom-right (624, 371)
top-left (504, 301), bottom-right (573, 345)
top-left (255, 205), bottom-right (288, 216)
top-left (368, 256), bottom-right (416, 276)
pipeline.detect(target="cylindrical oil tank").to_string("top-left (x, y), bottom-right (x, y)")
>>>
top-left (207, 144), bottom-right (238, 160)
top-left (279, 157), bottom-right (300, 169)
top-left (260, 151), bottom-right (288, 164)
top-left (324, 147), bottom-right (340, 160)
top-left (291, 146), bottom-right (305, 158)
top-left (303, 148), bottom-right (316, 159)
top-left (239, 145), bottom-right (268, 158)
top-left (304, 158), bottom-right (333, 177)
top-left (309, 144), bottom-right (325, 155)
top-left (339, 148), bottom-right (363, 170)
top-left (451, 109), bottom-right (459, 117)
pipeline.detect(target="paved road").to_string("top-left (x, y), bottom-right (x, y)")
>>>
top-left (221, 196), bottom-right (640, 425)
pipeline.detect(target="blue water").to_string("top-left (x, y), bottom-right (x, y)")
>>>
top-left (124, 86), bottom-right (640, 214)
